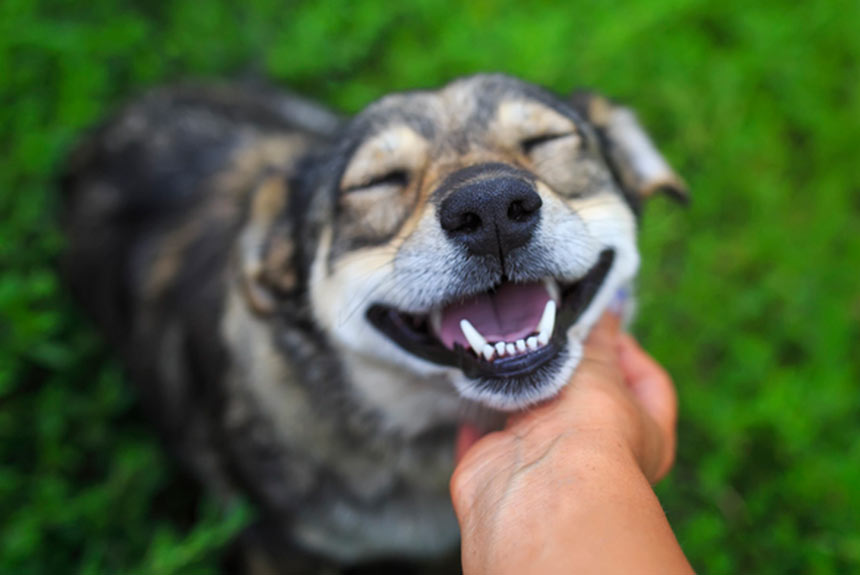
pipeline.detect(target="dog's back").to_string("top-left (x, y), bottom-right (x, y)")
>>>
top-left (61, 84), bottom-right (337, 339)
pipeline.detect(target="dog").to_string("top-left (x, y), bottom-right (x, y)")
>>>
top-left (61, 74), bottom-right (686, 573)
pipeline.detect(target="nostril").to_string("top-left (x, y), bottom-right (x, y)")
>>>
top-left (507, 194), bottom-right (542, 222)
top-left (508, 200), bottom-right (527, 222)
top-left (441, 209), bottom-right (483, 234)
top-left (457, 212), bottom-right (482, 233)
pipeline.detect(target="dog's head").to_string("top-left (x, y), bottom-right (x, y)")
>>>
top-left (286, 75), bottom-right (686, 410)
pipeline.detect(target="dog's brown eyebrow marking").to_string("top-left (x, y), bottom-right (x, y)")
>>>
top-left (492, 100), bottom-right (579, 146)
top-left (340, 125), bottom-right (429, 191)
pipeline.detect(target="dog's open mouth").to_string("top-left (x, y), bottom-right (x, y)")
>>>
top-left (367, 249), bottom-right (615, 379)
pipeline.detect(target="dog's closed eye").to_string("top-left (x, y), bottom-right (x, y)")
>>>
top-left (343, 169), bottom-right (411, 193)
top-left (494, 99), bottom-right (579, 149)
top-left (520, 132), bottom-right (577, 155)
top-left (337, 126), bottom-right (428, 240)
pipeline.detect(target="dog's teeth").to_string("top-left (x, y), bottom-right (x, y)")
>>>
top-left (527, 336), bottom-right (539, 350)
top-left (430, 309), bottom-right (443, 335)
top-left (542, 278), bottom-right (561, 303)
top-left (516, 339), bottom-right (527, 353)
top-left (537, 299), bottom-right (556, 345)
top-left (481, 344), bottom-right (495, 361)
top-left (506, 343), bottom-right (516, 356)
top-left (495, 342), bottom-right (506, 357)
top-left (459, 319), bottom-right (488, 352)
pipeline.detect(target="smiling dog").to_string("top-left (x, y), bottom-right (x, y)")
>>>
top-left (61, 74), bottom-right (686, 573)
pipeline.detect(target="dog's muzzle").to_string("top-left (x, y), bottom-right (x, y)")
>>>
top-left (366, 162), bottom-right (616, 400)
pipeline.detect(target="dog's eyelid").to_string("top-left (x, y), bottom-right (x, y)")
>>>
top-left (342, 169), bottom-right (410, 193)
top-left (520, 132), bottom-right (577, 154)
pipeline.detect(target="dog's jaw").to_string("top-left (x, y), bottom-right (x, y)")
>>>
top-left (450, 255), bottom-right (638, 410)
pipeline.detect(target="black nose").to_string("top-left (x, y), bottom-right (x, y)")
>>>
top-left (439, 176), bottom-right (542, 258)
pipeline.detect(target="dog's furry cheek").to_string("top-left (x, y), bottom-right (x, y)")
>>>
top-left (307, 225), bottom-right (456, 377)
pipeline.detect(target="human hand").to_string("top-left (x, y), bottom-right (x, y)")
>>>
top-left (453, 311), bottom-right (677, 486)
top-left (450, 312), bottom-right (686, 575)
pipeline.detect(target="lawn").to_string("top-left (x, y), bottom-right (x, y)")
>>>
top-left (1, 0), bottom-right (858, 573)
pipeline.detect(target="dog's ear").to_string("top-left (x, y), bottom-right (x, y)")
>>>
top-left (237, 174), bottom-right (299, 315)
top-left (570, 91), bottom-right (688, 204)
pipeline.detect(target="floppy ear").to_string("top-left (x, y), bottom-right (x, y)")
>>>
top-left (237, 174), bottom-right (300, 315)
top-left (570, 91), bottom-right (688, 204)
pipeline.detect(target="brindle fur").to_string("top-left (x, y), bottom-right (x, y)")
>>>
top-left (61, 75), bottom-right (685, 574)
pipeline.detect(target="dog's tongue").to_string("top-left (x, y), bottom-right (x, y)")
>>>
top-left (436, 282), bottom-right (550, 349)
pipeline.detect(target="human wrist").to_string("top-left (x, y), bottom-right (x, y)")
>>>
top-left (456, 430), bottom-right (649, 575)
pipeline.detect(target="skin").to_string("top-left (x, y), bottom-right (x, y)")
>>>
top-left (450, 313), bottom-right (694, 575)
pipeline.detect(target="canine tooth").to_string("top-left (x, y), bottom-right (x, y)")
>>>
top-left (516, 339), bottom-right (527, 353)
top-left (537, 299), bottom-right (556, 343)
top-left (527, 336), bottom-right (539, 350)
top-left (542, 278), bottom-right (561, 303)
top-left (506, 343), bottom-right (516, 356)
top-left (459, 319), bottom-right (488, 352)
top-left (495, 342), bottom-right (507, 357)
top-left (482, 344), bottom-right (495, 361)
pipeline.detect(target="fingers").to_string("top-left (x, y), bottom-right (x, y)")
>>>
top-left (617, 333), bottom-right (678, 480)
top-left (617, 334), bottom-right (677, 432)
top-left (581, 311), bottom-right (623, 371)
top-left (586, 311), bottom-right (622, 348)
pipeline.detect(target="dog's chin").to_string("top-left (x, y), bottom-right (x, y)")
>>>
top-left (451, 338), bottom-right (583, 410)
top-left (366, 249), bottom-right (615, 411)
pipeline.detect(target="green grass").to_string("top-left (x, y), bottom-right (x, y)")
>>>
top-left (2, 0), bottom-right (858, 573)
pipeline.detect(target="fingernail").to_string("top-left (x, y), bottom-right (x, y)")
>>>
top-left (608, 287), bottom-right (628, 316)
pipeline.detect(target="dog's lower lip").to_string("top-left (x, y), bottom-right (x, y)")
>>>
top-left (366, 249), bottom-right (615, 378)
